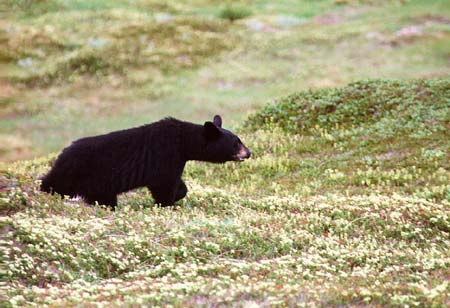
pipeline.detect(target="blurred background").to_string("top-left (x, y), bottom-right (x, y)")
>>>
top-left (1, 0), bottom-right (449, 162)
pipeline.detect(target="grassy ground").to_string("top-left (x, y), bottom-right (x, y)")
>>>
top-left (1, 0), bottom-right (450, 307)
top-left (1, 0), bottom-right (449, 161)
top-left (2, 79), bottom-right (449, 307)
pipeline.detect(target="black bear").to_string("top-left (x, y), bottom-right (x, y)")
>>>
top-left (40, 115), bottom-right (251, 209)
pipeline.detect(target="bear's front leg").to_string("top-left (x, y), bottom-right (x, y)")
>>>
top-left (151, 189), bottom-right (175, 207)
top-left (149, 178), bottom-right (186, 206)
top-left (175, 180), bottom-right (187, 202)
top-left (149, 181), bottom-right (177, 207)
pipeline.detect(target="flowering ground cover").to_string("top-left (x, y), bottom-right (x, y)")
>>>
top-left (2, 79), bottom-right (449, 307)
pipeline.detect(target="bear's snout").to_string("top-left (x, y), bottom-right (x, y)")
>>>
top-left (234, 146), bottom-right (251, 161)
top-left (244, 149), bottom-right (251, 159)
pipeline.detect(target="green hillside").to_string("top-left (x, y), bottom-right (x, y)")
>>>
top-left (2, 79), bottom-right (449, 307)
top-left (1, 0), bottom-right (449, 161)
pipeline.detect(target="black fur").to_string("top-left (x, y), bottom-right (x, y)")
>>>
top-left (40, 115), bottom-right (251, 209)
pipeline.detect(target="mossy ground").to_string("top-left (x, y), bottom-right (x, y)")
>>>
top-left (1, 0), bottom-right (450, 306)
top-left (2, 79), bottom-right (449, 307)
top-left (1, 0), bottom-right (449, 161)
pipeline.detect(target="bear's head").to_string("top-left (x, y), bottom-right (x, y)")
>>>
top-left (203, 115), bottom-right (251, 163)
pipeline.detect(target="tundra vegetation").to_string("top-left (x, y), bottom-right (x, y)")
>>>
top-left (1, 0), bottom-right (450, 307)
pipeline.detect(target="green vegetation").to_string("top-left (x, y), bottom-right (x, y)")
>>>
top-left (219, 4), bottom-right (252, 22)
top-left (1, 0), bottom-right (450, 306)
top-left (247, 79), bottom-right (449, 133)
top-left (2, 14), bottom-right (234, 86)
top-left (2, 79), bottom-right (450, 306)
top-left (1, 0), bottom-right (449, 161)
top-left (243, 79), bottom-right (450, 200)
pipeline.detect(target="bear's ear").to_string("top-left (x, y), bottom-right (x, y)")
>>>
top-left (213, 115), bottom-right (222, 128)
top-left (204, 121), bottom-right (221, 140)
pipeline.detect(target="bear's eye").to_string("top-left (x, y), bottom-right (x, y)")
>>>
top-left (233, 140), bottom-right (240, 149)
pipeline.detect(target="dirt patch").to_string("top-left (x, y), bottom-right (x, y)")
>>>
top-left (0, 78), bottom-right (20, 117)
top-left (411, 14), bottom-right (450, 25)
top-left (314, 13), bottom-right (343, 25)
top-left (0, 79), bottom-right (16, 99)
top-left (0, 134), bottom-right (32, 163)
top-left (375, 151), bottom-right (406, 161)
top-left (314, 7), bottom-right (363, 25)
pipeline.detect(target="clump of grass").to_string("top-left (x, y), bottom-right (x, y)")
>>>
top-left (13, 48), bottom-right (116, 86)
top-left (218, 4), bottom-right (252, 22)
top-left (0, 22), bottom-right (67, 61)
top-left (15, 48), bottom-right (116, 86)
top-left (334, 0), bottom-right (406, 5)
top-left (239, 79), bottom-right (450, 200)
top-left (5, 15), bottom-right (236, 86)
top-left (246, 79), bottom-right (449, 136)
top-left (4, 0), bottom-right (62, 16)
